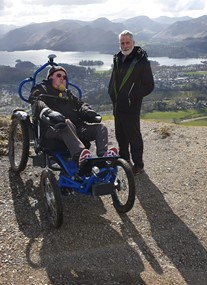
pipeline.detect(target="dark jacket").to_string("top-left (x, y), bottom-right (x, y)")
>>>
top-left (29, 79), bottom-right (98, 127)
top-left (108, 46), bottom-right (154, 114)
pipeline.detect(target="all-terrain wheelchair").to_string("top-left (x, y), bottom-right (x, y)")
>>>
top-left (8, 55), bottom-right (135, 228)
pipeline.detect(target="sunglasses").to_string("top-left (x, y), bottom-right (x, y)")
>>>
top-left (56, 73), bottom-right (67, 80)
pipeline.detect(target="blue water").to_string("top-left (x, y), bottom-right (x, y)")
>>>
top-left (0, 50), bottom-right (206, 70)
top-left (0, 50), bottom-right (113, 70)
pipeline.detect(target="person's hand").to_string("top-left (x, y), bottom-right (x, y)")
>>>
top-left (80, 106), bottom-right (102, 123)
top-left (47, 110), bottom-right (65, 123)
top-left (86, 114), bottom-right (102, 123)
top-left (93, 115), bottom-right (102, 123)
top-left (40, 107), bottom-right (65, 124)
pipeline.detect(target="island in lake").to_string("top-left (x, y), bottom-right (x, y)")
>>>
top-left (79, 60), bottom-right (104, 66)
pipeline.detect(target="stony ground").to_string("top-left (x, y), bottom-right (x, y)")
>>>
top-left (0, 119), bottom-right (207, 285)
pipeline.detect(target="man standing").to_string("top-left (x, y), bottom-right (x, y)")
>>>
top-left (108, 30), bottom-right (154, 175)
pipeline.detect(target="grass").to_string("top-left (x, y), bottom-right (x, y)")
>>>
top-left (141, 110), bottom-right (200, 121)
top-left (0, 116), bottom-right (11, 128)
top-left (1, 110), bottom-right (207, 128)
top-left (141, 109), bottom-right (207, 126)
top-left (180, 119), bottom-right (207, 126)
top-left (102, 114), bottom-right (114, 121)
top-left (102, 111), bottom-right (207, 126)
top-left (186, 71), bottom-right (207, 75)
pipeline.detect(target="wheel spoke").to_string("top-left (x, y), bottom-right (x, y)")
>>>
top-left (8, 118), bottom-right (29, 173)
top-left (41, 170), bottom-right (63, 228)
top-left (111, 158), bottom-right (135, 213)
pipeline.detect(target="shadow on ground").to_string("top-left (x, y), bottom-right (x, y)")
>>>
top-left (135, 172), bottom-right (207, 285)
top-left (8, 168), bottom-right (154, 284)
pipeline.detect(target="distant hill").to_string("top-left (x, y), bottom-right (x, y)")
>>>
top-left (122, 16), bottom-right (166, 41)
top-left (0, 18), bottom-right (120, 53)
top-left (0, 15), bottom-right (207, 57)
top-left (152, 16), bottom-right (192, 25)
top-left (153, 15), bottom-right (207, 40)
top-left (124, 15), bottom-right (166, 32)
top-left (0, 24), bottom-right (19, 37)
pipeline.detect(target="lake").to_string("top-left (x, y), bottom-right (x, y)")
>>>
top-left (0, 50), bottom-right (206, 70)
top-left (0, 50), bottom-right (113, 71)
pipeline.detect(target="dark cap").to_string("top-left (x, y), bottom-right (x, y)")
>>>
top-left (47, 65), bottom-right (67, 79)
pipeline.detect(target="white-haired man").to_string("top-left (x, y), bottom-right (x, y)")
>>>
top-left (108, 30), bottom-right (154, 175)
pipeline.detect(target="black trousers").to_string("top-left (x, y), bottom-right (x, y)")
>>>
top-left (45, 119), bottom-right (108, 157)
top-left (114, 113), bottom-right (144, 168)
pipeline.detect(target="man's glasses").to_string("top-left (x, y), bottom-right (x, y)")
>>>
top-left (56, 73), bottom-right (67, 80)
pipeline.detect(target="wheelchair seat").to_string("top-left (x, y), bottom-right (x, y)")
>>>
top-left (41, 138), bottom-right (68, 152)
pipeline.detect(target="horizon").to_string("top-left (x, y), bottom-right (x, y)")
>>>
top-left (1, 14), bottom-right (207, 29)
top-left (0, 0), bottom-right (207, 27)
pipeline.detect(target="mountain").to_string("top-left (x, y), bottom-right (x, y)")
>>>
top-left (122, 16), bottom-right (166, 41)
top-left (152, 16), bottom-right (192, 25)
top-left (153, 15), bottom-right (207, 40)
top-left (0, 24), bottom-right (19, 37)
top-left (0, 15), bottom-right (207, 56)
top-left (123, 16), bottom-right (166, 33)
top-left (87, 17), bottom-right (125, 33)
top-left (182, 35), bottom-right (207, 55)
top-left (0, 18), bottom-right (122, 53)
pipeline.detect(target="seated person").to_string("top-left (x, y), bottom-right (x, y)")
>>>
top-left (29, 65), bottom-right (118, 166)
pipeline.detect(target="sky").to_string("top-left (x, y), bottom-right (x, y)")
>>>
top-left (0, 0), bottom-right (207, 27)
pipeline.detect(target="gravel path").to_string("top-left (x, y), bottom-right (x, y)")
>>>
top-left (0, 120), bottom-right (207, 285)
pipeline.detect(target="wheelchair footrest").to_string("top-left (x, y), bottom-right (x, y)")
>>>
top-left (32, 153), bottom-right (46, 168)
top-left (92, 183), bottom-right (114, 196)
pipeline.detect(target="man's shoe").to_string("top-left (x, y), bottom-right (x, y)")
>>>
top-left (132, 165), bottom-right (144, 175)
top-left (78, 149), bottom-right (92, 166)
top-left (103, 147), bottom-right (118, 157)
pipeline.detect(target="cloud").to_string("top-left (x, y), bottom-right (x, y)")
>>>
top-left (0, 0), bottom-right (12, 10)
top-left (185, 0), bottom-right (205, 10)
top-left (23, 0), bottom-right (107, 6)
top-left (0, 0), bottom-right (207, 26)
top-left (155, 0), bottom-right (205, 13)
top-left (0, 1), bottom-right (4, 10)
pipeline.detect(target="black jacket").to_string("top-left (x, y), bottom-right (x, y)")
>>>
top-left (108, 46), bottom-right (154, 114)
top-left (29, 79), bottom-right (98, 127)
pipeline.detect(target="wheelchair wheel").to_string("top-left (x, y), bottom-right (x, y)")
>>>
top-left (8, 118), bottom-right (30, 173)
top-left (111, 158), bottom-right (135, 213)
top-left (40, 169), bottom-right (63, 228)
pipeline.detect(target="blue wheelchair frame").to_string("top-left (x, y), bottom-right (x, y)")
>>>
top-left (17, 54), bottom-right (116, 195)
top-left (11, 54), bottom-right (135, 227)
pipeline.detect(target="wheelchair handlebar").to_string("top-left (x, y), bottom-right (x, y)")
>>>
top-left (18, 55), bottom-right (82, 103)
top-left (18, 77), bottom-right (34, 103)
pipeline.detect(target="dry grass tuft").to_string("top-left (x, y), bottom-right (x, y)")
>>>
top-left (153, 125), bottom-right (173, 139)
top-left (0, 116), bottom-right (11, 128)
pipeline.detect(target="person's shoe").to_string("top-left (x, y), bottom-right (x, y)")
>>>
top-left (132, 164), bottom-right (144, 175)
top-left (103, 147), bottom-right (118, 157)
top-left (78, 149), bottom-right (92, 166)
